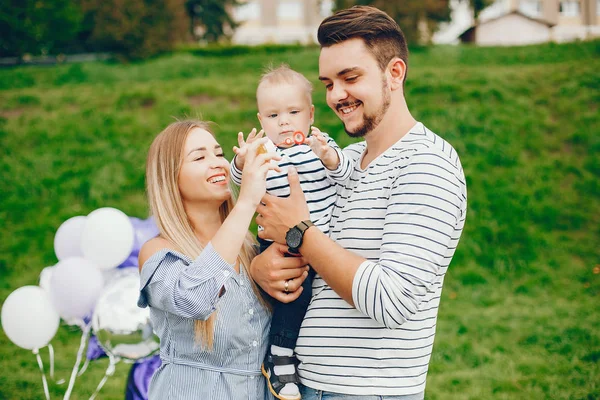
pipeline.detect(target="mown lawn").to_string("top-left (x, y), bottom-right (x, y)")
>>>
top-left (1, 40), bottom-right (599, 399)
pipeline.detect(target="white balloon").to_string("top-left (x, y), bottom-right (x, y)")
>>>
top-left (39, 266), bottom-right (54, 292)
top-left (49, 257), bottom-right (105, 320)
top-left (54, 216), bottom-right (86, 261)
top-left (1, 286), bottom-right (60, 350)
top-left (81, 207), bottom-right (134, 270)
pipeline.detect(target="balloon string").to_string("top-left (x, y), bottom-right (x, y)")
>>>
top-left (64, 323), bottom-right (91, 400)
top-left (47, 344), bottom-right (65, 385)
top-left (89, 354), bottom-right (118, 400)
top-left (33, 348), bottom-right (51, 400)
top-left (47, 344), bottom-right (55, 379)
top-left (77, 358), bottom-right (90, 377)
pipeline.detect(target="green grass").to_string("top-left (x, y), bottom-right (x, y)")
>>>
top-left (1, 40), bottom-right (599, 399)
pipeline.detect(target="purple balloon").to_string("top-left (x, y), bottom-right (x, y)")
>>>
top-left (125, 355), bottom-right (162, 400)
top-left (86, 335), bottom-right (107, 360)
top-left (118, 217), bottom-right (159, 269)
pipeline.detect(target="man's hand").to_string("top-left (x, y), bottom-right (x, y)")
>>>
top-left (256, 167), bottom-right (310, 244)
top-left (249, 243), bottom-right (309, 303)
top-left (306, 126), bottom-right (339, 170)
top-left (232, 128), bottom-right (264, 170)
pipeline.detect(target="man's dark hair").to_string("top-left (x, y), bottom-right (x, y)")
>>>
top-left (318, 6), bottom-right (408, 80)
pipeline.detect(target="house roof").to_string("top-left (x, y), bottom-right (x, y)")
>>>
top-left (459, 9), bottom-right (555, 39)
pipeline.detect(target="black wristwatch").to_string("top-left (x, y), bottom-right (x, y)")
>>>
top-left (285, 220), bottom-right (314, 254)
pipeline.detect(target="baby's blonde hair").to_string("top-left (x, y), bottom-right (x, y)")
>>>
top-left (257, 64), bottom-right (313, 106)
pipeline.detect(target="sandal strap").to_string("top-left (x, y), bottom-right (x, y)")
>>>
top-left (263, 352), bottom-right (301, 394)
top-left (267, 353), bottom-right (299, 366)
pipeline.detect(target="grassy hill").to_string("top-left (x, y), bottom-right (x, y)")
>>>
top-left (1, 40), bottom-right (599, 399)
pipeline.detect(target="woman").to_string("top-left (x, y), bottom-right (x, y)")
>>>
top-left (137, 120), bottom-right (306, 399)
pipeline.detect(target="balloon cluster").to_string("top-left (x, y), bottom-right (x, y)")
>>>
top-left (1, 207), bottom-right (161, 400)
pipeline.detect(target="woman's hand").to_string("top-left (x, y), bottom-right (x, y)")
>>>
top-left (232, 128), bottom-right (264, 170)
top-left (249, 243), bottom-right (309, 303)
top-left (238, 138), bottom-right (281, 209)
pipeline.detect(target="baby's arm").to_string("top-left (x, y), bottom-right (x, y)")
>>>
top-left (308, 127), bottom-right (353, 183)
top-left (307, 126), bottom-right (340, 170)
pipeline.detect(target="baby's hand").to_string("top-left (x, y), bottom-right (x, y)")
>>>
top-left (233, 128), bottom-right (265, 170)
top-left (307, 127), bottom-right (339, 170)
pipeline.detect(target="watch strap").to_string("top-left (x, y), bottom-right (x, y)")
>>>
top-left (287, 220), bottom-right (314, 254)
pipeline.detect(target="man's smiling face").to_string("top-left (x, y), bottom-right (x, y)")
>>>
top-left (319, 38), bottom-right (391, 138)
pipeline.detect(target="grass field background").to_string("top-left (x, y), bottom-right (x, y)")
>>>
top-left (1, 40), bottom-right (599, 399)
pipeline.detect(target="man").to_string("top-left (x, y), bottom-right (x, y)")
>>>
top-left (250, 5), bottom-right (467, 399)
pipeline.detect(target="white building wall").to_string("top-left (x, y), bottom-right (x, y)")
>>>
top-left (232, 0), bottom-right (333, 45)
top-left (476, 14), bottom-right (552, 45)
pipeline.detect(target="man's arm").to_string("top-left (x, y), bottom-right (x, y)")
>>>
top-left (255, 167), bottom-right (363, 305)
top-left (256, 151), bottom-right (465, 327)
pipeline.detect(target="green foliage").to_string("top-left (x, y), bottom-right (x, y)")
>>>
top-left (0, 0), bottom-right (83, 56)
top-left (82, 0), bottom-right (189, 60)
top-left (333, 0), bottom-right (452, 44)
top-left (0, 41), bottom-right (599, 399)
top-left (462, 0), bottom-right (493, 19)
top-left (186, 0), bottom-right (240, 42)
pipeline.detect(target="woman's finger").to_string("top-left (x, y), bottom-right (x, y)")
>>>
top-left (285, 271), bottom-right (308, 292)
top-left (271, 286), bottom-right (303, 303)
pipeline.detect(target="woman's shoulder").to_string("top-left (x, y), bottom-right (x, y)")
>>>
top-left (138, 236), bottom-right (175, 271)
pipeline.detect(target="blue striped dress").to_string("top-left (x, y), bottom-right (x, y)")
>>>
top-left (138, 243), bottom-right (274, 400)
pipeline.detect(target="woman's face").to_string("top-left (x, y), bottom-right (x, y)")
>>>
top-left (178, 127), bottom-right (231, 205)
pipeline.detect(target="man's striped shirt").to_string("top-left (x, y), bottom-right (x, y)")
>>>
top-left (296, 122), bottom-right (467, 396)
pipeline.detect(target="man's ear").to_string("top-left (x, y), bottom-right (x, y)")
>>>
top-left (309, 105), bottom-right (315, 124)
top-left (387, 58), bottom-right (406, 91)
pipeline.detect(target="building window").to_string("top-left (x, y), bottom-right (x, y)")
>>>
top-left (519, 0), bottom-right (542, 17)
top-left (277, 1), bottom-right (303, 20)
top-left (234, 1), bottom-right (260, 22)
top-left (559, 1), bottom-right (580, 17)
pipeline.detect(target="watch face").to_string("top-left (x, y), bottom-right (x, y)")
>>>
top-left (286, 227), bottom-right (303, 249)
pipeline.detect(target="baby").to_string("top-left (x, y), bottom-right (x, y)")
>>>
top-left (230, 65), bottom-right (353, 400)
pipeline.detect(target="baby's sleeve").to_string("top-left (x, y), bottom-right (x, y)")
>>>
top-left (323, 133), bottom-right (354, 184)
top-left (230, 157), bottom-right (243, 186)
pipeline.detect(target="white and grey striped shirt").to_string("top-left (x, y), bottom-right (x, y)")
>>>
top-left (230, 133), bottom-right (353, 236)
top-left (138, 244), bottom-right (274, 399)
top-left (296, 122), bottom-right (467, 396)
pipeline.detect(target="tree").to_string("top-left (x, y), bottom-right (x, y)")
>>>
top-left (463, 0), bottom-right (493, 20)
top-left (0, 0), bottom-right (82, 57)
top-left (82, 0), bottom-right (189, 60)
top-left (185, 0), bottom-right (240, 42)
top-left (333, 0), bottom-right (452, 45)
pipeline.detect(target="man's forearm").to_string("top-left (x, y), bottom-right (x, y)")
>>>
top-left (299, 226), bottom-right (364, 306)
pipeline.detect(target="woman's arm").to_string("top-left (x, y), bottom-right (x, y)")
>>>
top-left (213, 139), bottom-right (281, 264)
top-left (139, 242), bottom-right (237, 320)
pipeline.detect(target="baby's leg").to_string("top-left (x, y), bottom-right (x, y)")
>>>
top-left (263, 267), bottom-right (316, 399)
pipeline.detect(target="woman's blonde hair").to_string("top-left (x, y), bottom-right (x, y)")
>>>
top-left (146, 119), bottom-right (266, 349)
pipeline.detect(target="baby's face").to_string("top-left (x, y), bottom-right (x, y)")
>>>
top-left (257, 82), bottom-right (314, 147)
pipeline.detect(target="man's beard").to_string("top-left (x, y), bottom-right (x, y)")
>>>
top-left (342, 78), bottom-right (391, 138)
